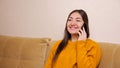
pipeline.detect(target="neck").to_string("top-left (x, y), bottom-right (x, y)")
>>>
top-left (71, 34), bottom-right (78, 42)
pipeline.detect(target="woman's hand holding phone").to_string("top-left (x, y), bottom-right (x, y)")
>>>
top-left (77, 27), bottom-right (87, 41)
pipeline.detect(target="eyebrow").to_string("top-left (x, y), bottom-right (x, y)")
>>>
top-left (69, 17), bottom-right (81, 19)
top-left (68, 17), bottom-right (82, 21)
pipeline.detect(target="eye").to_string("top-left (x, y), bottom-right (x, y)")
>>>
top-left (76, 20), bottom-right (81, 22)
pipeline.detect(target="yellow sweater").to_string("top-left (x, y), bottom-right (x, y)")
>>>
top-left (44, 39), bottom-right (101, 68)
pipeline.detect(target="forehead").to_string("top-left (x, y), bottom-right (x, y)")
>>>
top-left (69, 12), bottom-right (82, 18)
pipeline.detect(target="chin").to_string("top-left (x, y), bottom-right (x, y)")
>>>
top-left (69, 32), bottom-right (78, 35)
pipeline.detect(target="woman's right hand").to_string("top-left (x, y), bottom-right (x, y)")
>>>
top-left (77, 27), bottom-right (87, 41)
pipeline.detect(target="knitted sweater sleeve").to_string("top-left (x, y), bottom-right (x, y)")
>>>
top-left (76, 39), bottom-right (101, 68)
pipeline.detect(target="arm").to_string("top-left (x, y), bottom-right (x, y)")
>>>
top-left (76, 39), bottom-right (101, 68)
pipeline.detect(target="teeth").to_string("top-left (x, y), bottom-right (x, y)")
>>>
top-left (69, 25), bottom-right (78, 30)
top-left (70, 27), bottom-right (76, 29)
top-left (70, 26), bottom-right (77, 28)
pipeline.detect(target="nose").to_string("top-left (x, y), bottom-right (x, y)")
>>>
top-left (71, 20), bottom-right (76, 25)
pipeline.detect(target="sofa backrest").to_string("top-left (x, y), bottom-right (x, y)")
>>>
top-left (0, 35), bottom-right (120, 68)
top-left (98, 42), bottom-right (120, 68)
top-left (0, 35), bottom-right (50, 68)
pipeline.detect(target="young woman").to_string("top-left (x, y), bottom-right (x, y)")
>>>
top-left (44, 9), bottom-right (101, 68)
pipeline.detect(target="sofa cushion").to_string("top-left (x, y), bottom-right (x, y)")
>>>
top-left (0, 35), bottom-right (50, 68)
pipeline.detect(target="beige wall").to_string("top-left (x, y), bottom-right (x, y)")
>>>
top-left (0, 0), bottom-right (120, 43)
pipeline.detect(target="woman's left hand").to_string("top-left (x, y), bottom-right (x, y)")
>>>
top-left (77, 27), bottom-right (87, 41)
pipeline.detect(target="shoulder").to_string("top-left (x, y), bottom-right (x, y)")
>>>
top-left (86, 39), bottom-right (102, 57)
top-left (86, 39), bottom-right (101, 49)
top-left (54, 40), bottom-right (62, 46)
top-left (47, 40), bottom-right (62, 56)
top-left (51, 40), bottom-right (62, 51)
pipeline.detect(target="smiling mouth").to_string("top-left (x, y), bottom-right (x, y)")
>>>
top-left (69, 26), bottom-right (78, 30)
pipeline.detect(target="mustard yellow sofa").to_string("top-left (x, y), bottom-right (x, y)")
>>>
top-left (0, 35), bottom-right (120, 68)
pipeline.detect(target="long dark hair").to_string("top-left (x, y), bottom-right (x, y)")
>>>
top-left (52, 9), bottom-right (90, 66)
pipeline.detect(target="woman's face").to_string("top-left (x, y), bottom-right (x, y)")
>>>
top-left (67, 12), bottom-right (84, 35)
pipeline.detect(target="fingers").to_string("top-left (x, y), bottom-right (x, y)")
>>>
top-left (79, 28), bottom-right (84, 35)
top-left (83, 27), bottom-right (86, 36)
top-left (78, 27), bottom-right (87, 41)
